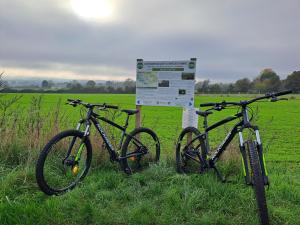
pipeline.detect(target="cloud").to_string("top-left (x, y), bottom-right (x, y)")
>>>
top-left (0, 0), bottom-right (299, 82)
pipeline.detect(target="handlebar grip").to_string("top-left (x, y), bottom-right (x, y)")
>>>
top-left (67, 99), bottom-right (81, 103)
top-left (200, 102), bottom-right (216, 107)
top-left (106, 105), bottom-right (118, 109)
top-left (274, 90), bottom-right (292, 97)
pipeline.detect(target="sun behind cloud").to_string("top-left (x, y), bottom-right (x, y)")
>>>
top-left (70, 0), bottom-right (115, 21)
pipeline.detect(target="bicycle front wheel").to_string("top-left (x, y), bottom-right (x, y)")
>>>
top-left (121, 127), bottom-right (160, 174)
top-left (36, 130), bottom-right (92, 195)
top-left (246, 140), bottom-right (269, 225)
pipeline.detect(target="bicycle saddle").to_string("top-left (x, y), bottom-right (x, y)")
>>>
top-left (121, 109), bottom-right (139, 115)
top-left (196, 110), bottom-right (213, 117)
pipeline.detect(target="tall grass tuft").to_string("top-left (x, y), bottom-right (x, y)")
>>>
top-left (0, 95), bottom-right (130, 171)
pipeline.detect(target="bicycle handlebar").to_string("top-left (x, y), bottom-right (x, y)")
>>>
top-left (66, 99), bottom-right (119, 109)
top-left (199, 102), bottom-right (216, 107)
top-left (273, 90), bottom-right (293, 97)
top-left (200, 90), bottom-right (292, 108)
top-left (247, 90), bottom-right (292, 104)
top-left (104, 104), bottom-right (119, 109)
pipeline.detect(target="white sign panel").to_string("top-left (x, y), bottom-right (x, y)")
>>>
top-left (182, 108), bottom-right (199, 128)
top-left (136, 58), bottom-right (196, 108)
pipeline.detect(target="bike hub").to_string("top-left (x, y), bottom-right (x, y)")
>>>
top-left (72, 165), bottom-right (79, 176)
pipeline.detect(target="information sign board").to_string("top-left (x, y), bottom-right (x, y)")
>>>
top-left (136, 58), bottom-right (196, 108)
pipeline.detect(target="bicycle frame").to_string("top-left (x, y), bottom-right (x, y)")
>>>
top-left (206, 113), bottom-right (243, 164)
top-left (186, 105), bottom-right (268, 184)
top-left (75, 108), bottom-right (146, 162)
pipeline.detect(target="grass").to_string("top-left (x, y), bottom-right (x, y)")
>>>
top-left (0, 93), bottom-right (300, 225)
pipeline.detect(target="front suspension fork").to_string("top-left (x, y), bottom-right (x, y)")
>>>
top-left (239, 147), bottom-right (252, 184)
top-left (75, 124), bottom-right (90, 161)
top-left (239, 130), bottom-right (269, 186)
top-left (64, 121), bottom-right (89, 163)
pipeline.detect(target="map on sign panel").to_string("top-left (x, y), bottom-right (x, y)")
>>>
top-left (136, 72), bottom-right (158, 88)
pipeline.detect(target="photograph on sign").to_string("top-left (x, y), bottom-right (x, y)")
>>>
top-left (136, 59), bottom-right (196, 108)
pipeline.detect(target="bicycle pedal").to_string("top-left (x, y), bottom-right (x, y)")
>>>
top-left (124, 167), bottom-right (132, 175)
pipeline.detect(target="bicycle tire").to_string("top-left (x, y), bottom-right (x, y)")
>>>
top-left (36, 130), bottom-right (92, 195)
top-left (176, 126), bottom-right (206, 173)
top-left (121, 127), bottom-right (160, 174)
top-left (246, 140), bottom-right (269, 225)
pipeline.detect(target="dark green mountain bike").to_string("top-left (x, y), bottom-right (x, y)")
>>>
top-left (176, 90), bottom-right (292, 225)
top-left (36, 99), bottom-right (160, 195)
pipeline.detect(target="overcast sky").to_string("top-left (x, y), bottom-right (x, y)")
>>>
top-left (0, 0), bottom-right (299, 82)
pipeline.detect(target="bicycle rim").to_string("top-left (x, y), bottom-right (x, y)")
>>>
top-left (42, 135), bottom-right (89, 192)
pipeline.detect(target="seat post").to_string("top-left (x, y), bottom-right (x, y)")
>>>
top-left (203, 116), bottom-right (208, 129)
top-left (119, 115), bottom-right (130, 149)
top-left (124, 115), bottom-right (130, 129)
top-left (203, 116), bottom-right (211, 154)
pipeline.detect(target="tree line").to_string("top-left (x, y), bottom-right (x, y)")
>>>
top-left (41, 78), bottom-right (136, 94)
top-left (3, 78), bottom-right (136, 94)
top-left (196, 69), bottom-right (300, 94)
top-left (1, 69), bottom-right (300, 94)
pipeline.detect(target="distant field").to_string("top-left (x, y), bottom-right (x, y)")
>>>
top-left (3, 93), bottom-right (300, 161)
top-left (0, 93), bottom-right (299, 225)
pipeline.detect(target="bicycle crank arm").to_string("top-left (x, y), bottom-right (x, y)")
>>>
top-left (184, 152), bottom-right (202, 164)
top-left (118, 151), bottom-right (145, 160)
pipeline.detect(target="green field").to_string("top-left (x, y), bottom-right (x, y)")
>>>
top-left (0, 93), bottom-right (300, 225)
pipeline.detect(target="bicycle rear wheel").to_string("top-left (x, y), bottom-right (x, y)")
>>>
top-left (246, 140), bottom-right (269, 225)
top-left (121, 127), bottom-right (160, 174)
top-left (176, 127), bottom-right (206, 173)
top-left (36, 130), bottom-right (92, 195)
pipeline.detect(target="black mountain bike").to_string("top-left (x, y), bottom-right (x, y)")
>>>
top-left (176, 90), bottom-right (292, 225)
top-left (36, 99), bottom-right (160, 195)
